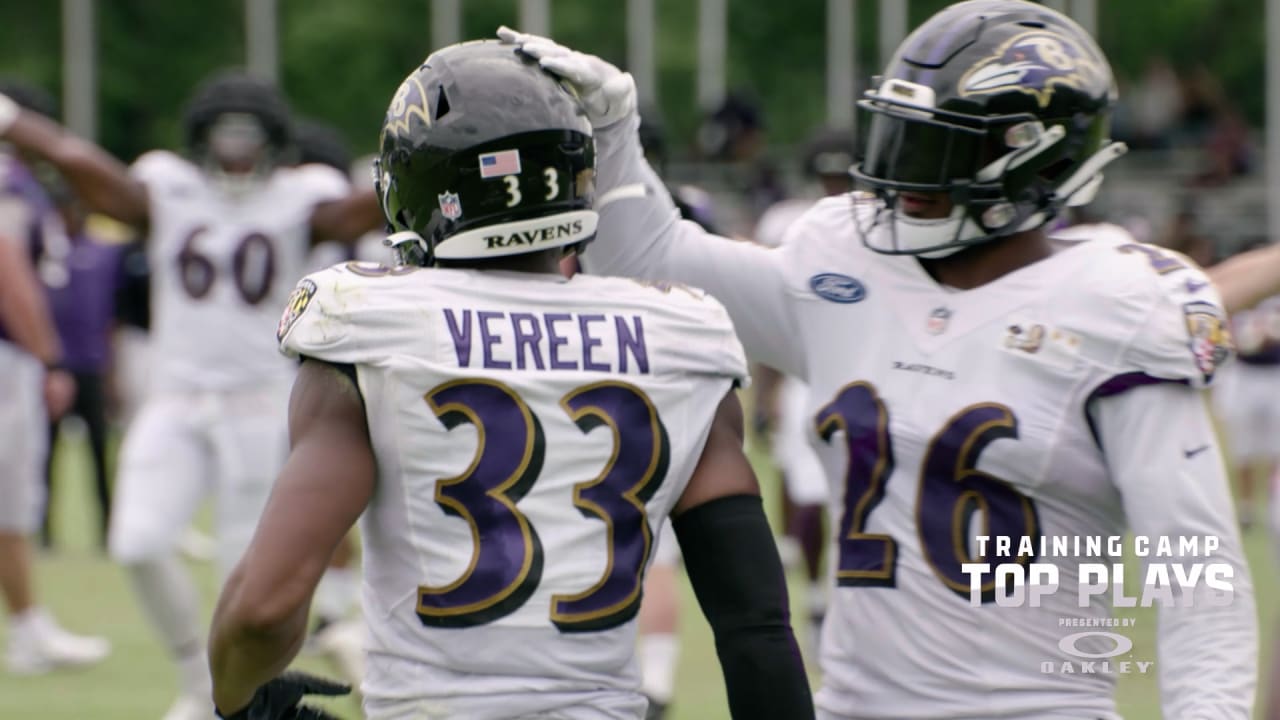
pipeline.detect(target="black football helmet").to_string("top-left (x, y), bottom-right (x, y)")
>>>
top-left (294, 117), bottom-right (352, 174)
top-left (852, 0), bottom-right (1126, 257)
top-left (375, 40), bottom-right (596, 266)
top-left (181, 70), bottom-right (293, 192)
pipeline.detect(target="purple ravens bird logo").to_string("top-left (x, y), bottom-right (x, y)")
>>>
top-left (958, 31), bottom-right (1105, 108)
top-left (381, 74), bottom-right (432, 143)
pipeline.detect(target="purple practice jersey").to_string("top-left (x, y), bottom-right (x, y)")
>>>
top-left (0, 153), bottom-right (59, 344)
top-left (43, 231), bottom-right (125, 373)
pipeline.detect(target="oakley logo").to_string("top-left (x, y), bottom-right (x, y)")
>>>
top-left (809, 273), bottom-right (866, 304)
top-left (1057, 631), bottom-right (1133, 660)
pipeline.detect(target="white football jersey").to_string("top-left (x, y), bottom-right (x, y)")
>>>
top-left (133, 151), bottom-right (349, 391)
top-left (581, 116), bottom-right (1255, 720)
top-left (279, 263), bottom-right (747, 718)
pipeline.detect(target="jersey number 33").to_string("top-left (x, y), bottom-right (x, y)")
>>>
top-left (417, 378), bottom-right (669, 633)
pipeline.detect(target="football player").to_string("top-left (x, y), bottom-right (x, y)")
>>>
top-left (500, 1), bottom-right (1258, 717)
top-left (752, 127), bottom-right (856, 661)
top-left (1213, 292), bottom-right (1280, 530)
top-left (0, 71), bottom-right (382, 719)
top-left (0, 88), bottom-right (111, 670)
top-left (209, 41), bottom-right (813, 720)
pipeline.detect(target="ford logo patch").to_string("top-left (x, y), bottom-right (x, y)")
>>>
top-left (809, 273), bottom-right (866, 304)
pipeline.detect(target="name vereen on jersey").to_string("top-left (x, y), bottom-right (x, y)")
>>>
top-left (443, 307), bottom-right (649, 374)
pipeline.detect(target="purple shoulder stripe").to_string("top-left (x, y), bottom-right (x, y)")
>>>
top-left (1084, 372), bottom-right (1190, 447)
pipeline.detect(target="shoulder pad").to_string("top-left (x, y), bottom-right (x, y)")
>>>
top-left (281, 163), bottom-right (352, 202)
top-left (277, 262), bottom-right (416, 363)
top-left (129, 150), bottom-right (198, 187)
top-left (1091, 239), bottom-right (1232, 388)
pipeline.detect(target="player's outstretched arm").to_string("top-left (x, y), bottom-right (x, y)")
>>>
top-left (496, 28), bottom-right (805, 378)
top-left (310, 190), bottom-right (383, 245)
top-left (1206, 241), bottom-right (1280, 314)
top-left (0, 93), bottom-right (149, 229)
top-left (209, 358), bottom-right (374, 716)
top-left (671, 390), bottom-right (815, 720)
top-left (1092, 382), bottom-right (1257, 717)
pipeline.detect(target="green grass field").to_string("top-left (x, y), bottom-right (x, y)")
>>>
top-left (1, 430), bottom-right (1275, 719)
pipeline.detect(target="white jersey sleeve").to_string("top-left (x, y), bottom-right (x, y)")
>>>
top-left (1091, 383), bottom-right (1256, 719)
top-left (1083, 241), bottom-right (1254, 718)
top-left (288, 163), bottom-right (352, 204)
top-left (583, 113), bottom-right (805, 378)
top-left (129, 150), bottom-right (203, 197)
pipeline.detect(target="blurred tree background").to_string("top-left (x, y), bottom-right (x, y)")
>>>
top-left (0, 0), bottom-right (1265, 163)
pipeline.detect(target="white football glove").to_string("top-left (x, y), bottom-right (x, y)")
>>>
top-left (497, 26), bottom-right (636, 129)
top-left (0, 92), bottom-right (20, 135)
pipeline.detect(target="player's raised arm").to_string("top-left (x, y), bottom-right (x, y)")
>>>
top-left (309, 190), bottom-right (383, 245)
top-left (0, 93), bottom-right (149, 229)
top-left (496, 27), bottom-right (806, 379)
top-left (669, 389), bottom-right (815, 720)
top-left (1206, 241), bottom-right (1280, 314)
top-left (208, 357), bottom-right (371, 716)
top-left (1089, 281), bottom-right (1256, 717)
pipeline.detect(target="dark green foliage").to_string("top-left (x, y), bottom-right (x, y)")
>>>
top-left (0, 0), bottom-right (1264, 163)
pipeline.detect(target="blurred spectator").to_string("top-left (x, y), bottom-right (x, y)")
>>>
top-left (1163, 203), bottom-right (1216, 267)
top-left (39, 193), bottom-right (128, 549)
top-left (695, 92), bottom-right (784, 225)
top-left (1128, 57), bottom-right (1182, 150)
top-left (1192, 104), bottom-right (1255, 186)
top-left (0, 77), bottom-right (111, 671)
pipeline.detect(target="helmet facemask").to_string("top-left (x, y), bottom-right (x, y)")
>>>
top-left (202, 112), bottom-right (278, 199)
top-left (853, 78), bottom-right (1126, 258)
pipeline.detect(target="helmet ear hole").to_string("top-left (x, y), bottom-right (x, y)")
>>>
top-left (435, 88), bottom-right (451, 120)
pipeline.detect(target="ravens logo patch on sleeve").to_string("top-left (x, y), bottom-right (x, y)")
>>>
top-left (1184, 300), bottom-right (1232, 383)
top-left (277, 278), bottom-right (318, 342)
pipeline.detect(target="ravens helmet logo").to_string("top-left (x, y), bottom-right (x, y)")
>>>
top-left (958, 31), bottom-right (1106, 108)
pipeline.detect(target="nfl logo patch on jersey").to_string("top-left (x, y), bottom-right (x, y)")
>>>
top-left (437, 191), bottom-right (462, 220)
top-left (927, 306), bottom-right (952, 335)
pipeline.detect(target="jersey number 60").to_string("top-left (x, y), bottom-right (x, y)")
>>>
top-left (417, 378), bottom-right (669, 633)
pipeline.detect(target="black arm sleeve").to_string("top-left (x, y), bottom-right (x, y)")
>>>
top-left (672, 494), bottom-right (815, 720)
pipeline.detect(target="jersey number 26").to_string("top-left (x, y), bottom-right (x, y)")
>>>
top-left (818, 382), bottom-right (1041, 603)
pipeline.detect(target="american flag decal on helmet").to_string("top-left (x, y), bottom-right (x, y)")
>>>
top-left (478, 149), bottom-right (522, 178)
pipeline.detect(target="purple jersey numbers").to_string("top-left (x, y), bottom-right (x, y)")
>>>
top-left (177, 226), bottom-right (278, 305)
top-left (553, 382), bottom-right (670, 632)
top-left (1116, 242), bottom-right (1187, 275)
top-left (817, 384), bottom-right (1041, 602)
top-left (816, 383), bottom-right (897, 587)
top-left (919, 403), bottom-right (1039, 601)
top-left (418, 379), bottom-right (547, 628)
top-left (417, 378), bottom-right (669, 632)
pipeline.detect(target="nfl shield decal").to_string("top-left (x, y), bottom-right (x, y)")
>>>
top-left (927, 306), bottom-right (952, 335)
top-left (438, 191), bottom-right (463, 220)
